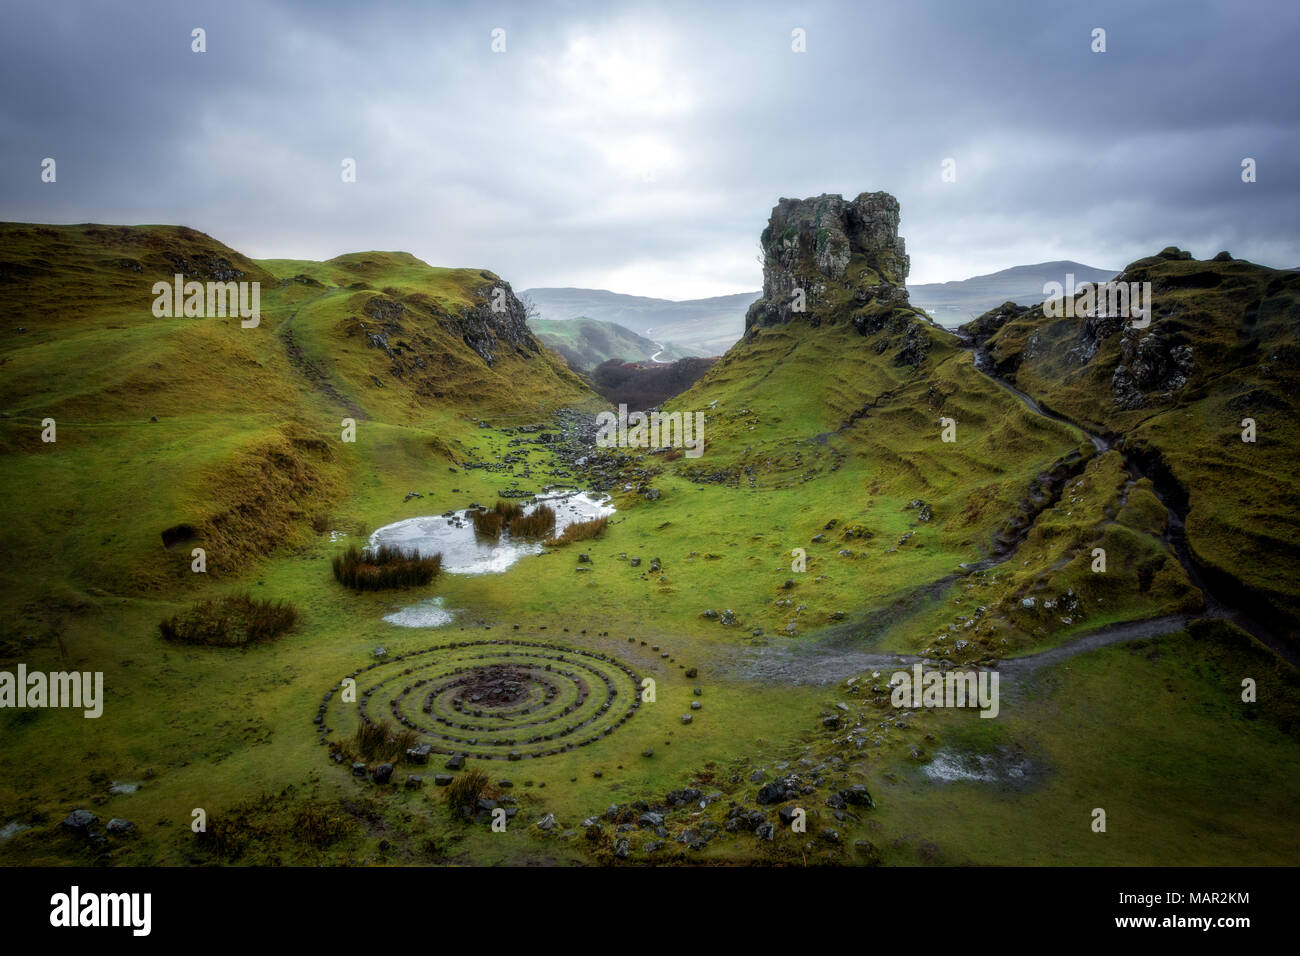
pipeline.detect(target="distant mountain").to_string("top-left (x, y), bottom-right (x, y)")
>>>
top-left (910, 260), bottom-right (1119, 326)
top-left (522, 287), bottom-right (760, 356)
top-left (527, 316), bottom-right (691, 370)
top-left (524, 263), bottom-right (1119, 351)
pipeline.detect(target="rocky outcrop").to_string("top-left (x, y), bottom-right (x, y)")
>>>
top-left (358, 276), bottom-right (542, 373)
top-left (745, 192), bottom-right (913, 334)
top-left (1112, 329), bottom-right (1194, 409)
top-left (453, 277), bottom-right (542, 366)
top-left (962, 301), bottom-right (1034, 346)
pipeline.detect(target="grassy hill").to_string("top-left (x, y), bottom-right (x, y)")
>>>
top-left (522, 287), bottom-right (756, 356)
top-left (0, 223), bottom-right (597, 597)
top-left (527, 316), bottom-right (691, 369)
top-left (964, 248), bottom-right (1300, 632)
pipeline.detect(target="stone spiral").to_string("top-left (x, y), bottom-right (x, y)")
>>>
top-left (319, 640), bottom-right (643, 761)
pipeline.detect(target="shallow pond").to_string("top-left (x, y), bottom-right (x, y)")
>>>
top-left (368, 490), bottom-right (615, 576)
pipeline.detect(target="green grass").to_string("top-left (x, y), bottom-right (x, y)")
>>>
top-left (974, 251), bottom-right (1300, 626)
top-left (861, 622), bottom-right (1300, 864)
top-left (1, 224), bottom-right (1297, 867)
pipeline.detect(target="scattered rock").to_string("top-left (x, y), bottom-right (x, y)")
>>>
top-left (61, 810), bottom-right (97, 833)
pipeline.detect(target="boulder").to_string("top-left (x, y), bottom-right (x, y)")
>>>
top-left (62, 810), bottom-right (97, 833)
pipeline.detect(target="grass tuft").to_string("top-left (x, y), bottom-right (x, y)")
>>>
top-left (544, 515), bottom-right (608, 546)
top-left (445, 767), bottom-right (490, 820)
top-left (349, 718), bottom-right (420, 762)
top-left (509, 503), bottom-right (556, 539)
top-left (158, 594), bottom-right (297, 646)
top-left (472, 500), bottom-right (523, 537)
top-left (332, 543), bottom-right (441, 590)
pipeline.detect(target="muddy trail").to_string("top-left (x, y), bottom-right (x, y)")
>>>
top-left (728, 612), bottom-right (1197, 687)
top-left (728, 329), bottom-right (1296, 685)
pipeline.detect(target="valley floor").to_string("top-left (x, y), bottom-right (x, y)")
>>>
top-left (2, 397), bottom-right (1296, 867)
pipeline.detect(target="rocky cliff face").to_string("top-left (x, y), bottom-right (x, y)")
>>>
top-left (744, 192), bottom-right (912, 335)
top-left (455, 276), bottom-right (542, 366)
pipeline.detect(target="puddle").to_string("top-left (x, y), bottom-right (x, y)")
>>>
top-left (369, 490), bottom-right (614, 576)
top-left (921, 748), bottom-right (1039, 785)
top-left (0, 821), bottom-right (30, 841)
top-left (108, 781), bottom-right (140, 795)
top-left (382, 596), bottom-right (454, 628)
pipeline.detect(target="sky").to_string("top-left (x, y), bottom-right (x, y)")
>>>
top-left (2, 0), bottom-right (1298, 299)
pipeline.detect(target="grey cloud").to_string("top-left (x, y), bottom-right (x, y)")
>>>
top-left (2, 0), bottom-right (1297, 296)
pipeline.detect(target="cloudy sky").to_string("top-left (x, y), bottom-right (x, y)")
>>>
top-left (2, 0), bottom-right (1298, 298)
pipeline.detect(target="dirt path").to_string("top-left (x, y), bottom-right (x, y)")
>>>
top-left (277, 290), bottom-right (367, 420)
top-left (727, 612), bottom-right (1196, 687)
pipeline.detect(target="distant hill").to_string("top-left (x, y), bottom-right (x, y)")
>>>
top-left (524, 264), bottom-right (1121, 350)
top-left (910, 260), bottom-right (1118, 326)
top-left (527, 316), bottom-right (691, 370)
top-left (522, 287), bottom-right (759, 356)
